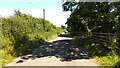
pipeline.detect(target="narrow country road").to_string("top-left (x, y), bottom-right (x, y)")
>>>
top-left (5, 34), bottom-right (100, 67)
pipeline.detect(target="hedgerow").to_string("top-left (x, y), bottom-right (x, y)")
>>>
top-left (0, 10), bottom-right (63, 66)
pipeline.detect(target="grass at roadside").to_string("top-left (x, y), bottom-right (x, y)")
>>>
top-left (74, 36), bottom-right (120, 68)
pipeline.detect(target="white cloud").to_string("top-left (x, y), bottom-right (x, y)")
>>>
top-left (0, 9), bottom-right (14, 17)
top-left (45, 9), bottom-right (70, 27)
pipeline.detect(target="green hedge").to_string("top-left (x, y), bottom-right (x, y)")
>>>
top-left (0, 10), bottom-right (63, 66)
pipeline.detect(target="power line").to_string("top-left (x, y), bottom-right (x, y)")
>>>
top-left (25, 0), bottom-right (46, 29)
top-left (24, 0), bottom-right (46, 19)
top-left (25, 0), bottom-right (43, 10)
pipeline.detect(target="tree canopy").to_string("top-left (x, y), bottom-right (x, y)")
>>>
top-left (62, 2), bottom-right (120, 35)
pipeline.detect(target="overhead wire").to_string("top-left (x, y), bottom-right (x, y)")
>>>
top-left (24, 0), bottom-right (43, 10)
top-left (24, 0), bottom-right (46, 29)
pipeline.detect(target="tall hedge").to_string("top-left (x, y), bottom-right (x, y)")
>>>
top-left (0, 10), bottom-right (63, 66)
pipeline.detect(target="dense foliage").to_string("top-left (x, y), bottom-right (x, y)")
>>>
top-left (63, 2), bottom-right (120, 34)
top-left (62, 1), bottom-right (120, 67)
top-left (0, 10), bottom-right (63, 66)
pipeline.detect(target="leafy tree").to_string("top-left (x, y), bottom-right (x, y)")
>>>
top-left (62, 2), bottom-right (120, 35)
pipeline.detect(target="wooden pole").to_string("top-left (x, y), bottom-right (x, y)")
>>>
top-left (43, 9), bottom-right (45, 30)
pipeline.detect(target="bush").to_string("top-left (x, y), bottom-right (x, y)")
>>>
top-left (0, 10), bottom-right (63, 66)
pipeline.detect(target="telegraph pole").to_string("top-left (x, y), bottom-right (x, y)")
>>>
top-left (43, 9), bottom-right (45, 30)
top-left (43, 9), bottom-right (45, 20)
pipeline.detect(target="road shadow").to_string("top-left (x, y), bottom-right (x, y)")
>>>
top-left (16, 34), bottom-right (90, 63)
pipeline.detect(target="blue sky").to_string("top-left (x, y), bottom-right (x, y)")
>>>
top-left (0, 0), bottom-right (71, 27)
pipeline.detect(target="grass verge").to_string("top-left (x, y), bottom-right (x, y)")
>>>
top-left (74, 36), bottom-right (120, 68)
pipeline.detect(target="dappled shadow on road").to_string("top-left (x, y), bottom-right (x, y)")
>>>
top-left (16, 34), bottom-right (90, 63)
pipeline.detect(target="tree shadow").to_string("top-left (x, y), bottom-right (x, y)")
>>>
top-left (16, 36), bottom-right (90, 63)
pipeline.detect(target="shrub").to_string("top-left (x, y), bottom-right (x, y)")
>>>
top-left (0, 10), bottom-right (63, 66)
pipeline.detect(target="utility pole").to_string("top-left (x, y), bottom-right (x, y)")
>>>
top-left (43, 9), bottom-right (45, 30)
top-left (43, 9), bottom-right (45, 20)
